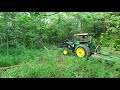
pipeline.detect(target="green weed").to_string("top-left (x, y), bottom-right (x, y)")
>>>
top-left (0, 46), bottom-right (120, 78)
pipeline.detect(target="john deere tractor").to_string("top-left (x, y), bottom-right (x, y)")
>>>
top-left (61, 33), bottom-right (101, 57)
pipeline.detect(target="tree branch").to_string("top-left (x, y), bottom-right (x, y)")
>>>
top-left (42, 12), bottom-right (59, 17)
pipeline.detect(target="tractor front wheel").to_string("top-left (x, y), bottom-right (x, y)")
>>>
top-left (75, 45), bottom-right (91, 57)
top-left (63, 48), bottom-right (69, 55)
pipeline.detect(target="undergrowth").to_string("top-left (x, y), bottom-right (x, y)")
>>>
top-left (0, 45), bottom-right (120, 78)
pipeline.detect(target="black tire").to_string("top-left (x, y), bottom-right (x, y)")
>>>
top-left (75, 44), bottom-right (91, 57)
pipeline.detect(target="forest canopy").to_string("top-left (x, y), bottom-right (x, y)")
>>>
top-left (0, 12), bottom-right (120, 53)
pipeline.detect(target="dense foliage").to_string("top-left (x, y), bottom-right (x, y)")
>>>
top-left (0, 12), bottom-right (119, 53)
top-left (0, 12), bottom-right (120, 78)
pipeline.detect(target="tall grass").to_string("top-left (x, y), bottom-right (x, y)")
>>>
top-left (0, 45), bottom-right (120, 78)
top-left (0, 46), bottom-right (42, 67)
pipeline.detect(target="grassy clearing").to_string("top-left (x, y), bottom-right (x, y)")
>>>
top-left (0, 47), bottom-right (42, 67)
top-left (0, 45), bottom-right (120, 78)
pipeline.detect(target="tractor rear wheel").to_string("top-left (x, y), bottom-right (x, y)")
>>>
top-left (75, 45), bottom-right (91, 57)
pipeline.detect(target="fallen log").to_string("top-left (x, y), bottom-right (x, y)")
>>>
top-left (0, 65), bottom-right (21, 71)
top-left (0, 63), bottom-right (34, 71)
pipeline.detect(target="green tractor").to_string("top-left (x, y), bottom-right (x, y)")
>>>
top-left (62, 33), bottom-right (101, 57)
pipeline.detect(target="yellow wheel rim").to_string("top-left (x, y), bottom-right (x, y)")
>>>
top-left (76, 48), bottom-right (85, 57)
top-left (63, 50), bottom-right (68, 55)
top-left (68, 45), bottom-right (70, 48)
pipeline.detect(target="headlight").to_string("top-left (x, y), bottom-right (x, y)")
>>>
top-left (72, 44), bottom-right (74, 47)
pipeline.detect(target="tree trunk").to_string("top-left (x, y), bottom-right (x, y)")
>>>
top-left (6, 29), bottom-right (9, 55)
top-left (80, 22), bottom-right (83, 33)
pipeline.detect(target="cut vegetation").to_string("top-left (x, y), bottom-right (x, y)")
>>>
top-left (0, 12), bottom-right (120, 78)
